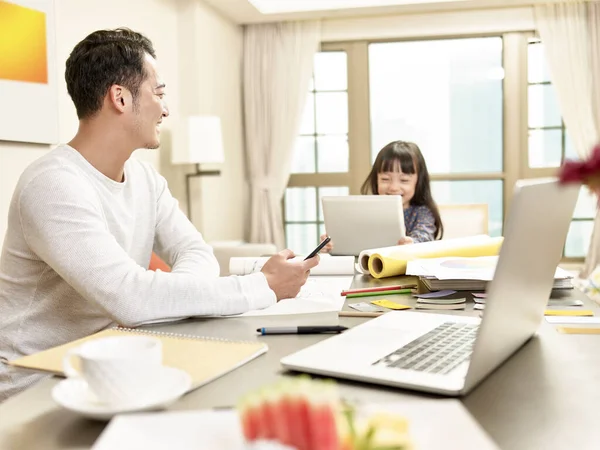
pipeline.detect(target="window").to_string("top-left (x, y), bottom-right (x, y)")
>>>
top-left (527, 41), bottom-right (577, 168)
top-left (527, 40), bottom-right (591, 258)
top-left (282, 34), bottom-right (591, 261)
top-left (369, 37), bottom-right (505, 236)
top-left (285, 51), bottom-right (350, 255)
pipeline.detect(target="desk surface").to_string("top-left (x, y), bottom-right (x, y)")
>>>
top-left (1, 275), bottom-right (600, 450)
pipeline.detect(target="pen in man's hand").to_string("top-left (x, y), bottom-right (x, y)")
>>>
top-left (257, 325), bottom-right (348, 335)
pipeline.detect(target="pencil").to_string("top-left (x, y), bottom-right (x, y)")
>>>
top-left (345, 289), bottom-right (412, 299)
top-left (339, 311), bottom-right (385, 318)
top-left (341, 285), bottom-right (416, 296)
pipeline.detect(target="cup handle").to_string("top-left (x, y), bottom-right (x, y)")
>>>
top-left (62, 348), bottom-right (82, 378)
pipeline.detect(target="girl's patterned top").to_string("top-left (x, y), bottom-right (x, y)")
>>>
top-left (404, 205), bottom-right (436, 243)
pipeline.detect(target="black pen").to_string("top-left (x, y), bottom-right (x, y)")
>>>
top-left (257, 326), bottom-right (348, 335)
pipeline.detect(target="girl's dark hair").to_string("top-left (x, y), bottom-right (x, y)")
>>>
top-left (360, 141), bottom-right (443, 239)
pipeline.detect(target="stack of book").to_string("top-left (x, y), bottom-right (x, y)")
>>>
top-left (421, 276), bottom-right (573, 292)
top-left (407, 256), bottom-right (574, 292)
top-left (415, 297), bottom-right (466, 310)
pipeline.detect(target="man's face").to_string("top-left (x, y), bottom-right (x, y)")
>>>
top-left (130, 54), bottom-right (169, 149)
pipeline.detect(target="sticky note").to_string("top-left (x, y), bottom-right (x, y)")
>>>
top-left (544, 309), bottom-right (594, 317)
top-left (371, 299), bottom-right (411, 310)
top-left (557, 327), bottom-right (600, 334)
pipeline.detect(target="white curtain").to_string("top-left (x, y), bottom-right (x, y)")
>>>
top-left (243, 21), bottom-right (320, 249)
top-left (534, 1), bottom-right (600, 276)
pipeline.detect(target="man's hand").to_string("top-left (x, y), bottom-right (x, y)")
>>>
top-left (397, 236), bottom-right (414, 245)
top-left (261, 249), bottom-right (320, 301)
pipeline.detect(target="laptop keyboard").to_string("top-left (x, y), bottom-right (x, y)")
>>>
top-left (372, 322), bottom-right (479, 375)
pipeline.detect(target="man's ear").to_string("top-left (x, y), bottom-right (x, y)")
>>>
top-left (107, 85), bottom-right (129, 113)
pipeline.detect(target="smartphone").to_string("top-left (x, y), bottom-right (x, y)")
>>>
top-left (304, 236), bottom-right (331, 260)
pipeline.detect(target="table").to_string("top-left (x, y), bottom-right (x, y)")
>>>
top-left (1, 275), bottom-right (600, 450)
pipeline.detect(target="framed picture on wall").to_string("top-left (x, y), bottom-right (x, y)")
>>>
top-left (0, 0), bottom-right (58, 144)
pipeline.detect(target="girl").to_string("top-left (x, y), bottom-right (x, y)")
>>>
top-left (321, 140), bottom-right (443, 252)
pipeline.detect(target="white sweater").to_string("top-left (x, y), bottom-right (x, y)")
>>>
top-left (0, 145), bottom-right (275, 402)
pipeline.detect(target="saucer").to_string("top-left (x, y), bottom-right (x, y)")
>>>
top-left (52, 366), bottom-right (192, 420)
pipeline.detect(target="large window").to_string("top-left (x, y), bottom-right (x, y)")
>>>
top-left (526, 40), bottom-right (593, 258)
top-left (283, 35), bottom-right (593, 261)
top-left (369, 37), bottom-right (504, 236)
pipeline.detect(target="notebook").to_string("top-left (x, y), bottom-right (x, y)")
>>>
top-left (8, 328), bottom-right (268, 390)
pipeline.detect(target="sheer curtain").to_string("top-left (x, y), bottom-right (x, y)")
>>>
top-left (243, 21), bottom-right (320, 249)
top-left (534, 1), bottom-right (600, 276)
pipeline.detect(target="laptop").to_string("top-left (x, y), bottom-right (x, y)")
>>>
top-left (322, 196), bottom-right (405, 256)
top-left (281, 178), bottom-right (579, 396)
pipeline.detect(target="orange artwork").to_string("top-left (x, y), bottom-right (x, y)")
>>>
top-left (0, 0), bottom-right (48, 84)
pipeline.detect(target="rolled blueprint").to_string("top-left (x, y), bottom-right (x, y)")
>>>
top-left (366, 235), bottom-right (504, 279)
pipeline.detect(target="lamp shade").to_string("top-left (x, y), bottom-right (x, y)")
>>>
top-left (171, 115), bottom-right (225, 164)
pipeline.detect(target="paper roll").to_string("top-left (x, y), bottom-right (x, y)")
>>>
top-left (367, 235), bottom-right (504, 279)
top-left (357, 235), bottom-right (492, 274)
top-left (357, 246), bottom-right (397, 274)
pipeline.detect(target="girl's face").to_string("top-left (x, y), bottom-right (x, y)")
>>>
top-left (377, 168), bottom-right (418, 208)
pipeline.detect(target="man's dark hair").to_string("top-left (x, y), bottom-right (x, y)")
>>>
top-left (65, 28), bottom-right (156, 119)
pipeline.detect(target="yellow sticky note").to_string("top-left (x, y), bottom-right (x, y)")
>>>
top-left (371, 299), bottom-right (411, 310)
top-left (557, 327), bottom-right (600, 334)
top-left (544, 309), bottom-right (594, 317)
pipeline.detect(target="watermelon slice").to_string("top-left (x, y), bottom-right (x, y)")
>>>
top-left (237, 378), bottom-right (413, 450)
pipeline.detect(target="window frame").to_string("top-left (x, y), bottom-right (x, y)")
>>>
top-left (284, 31), bottom-right (588, 262)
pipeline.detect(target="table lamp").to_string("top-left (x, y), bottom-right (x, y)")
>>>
top-left (171, 115), bottom-right (225, 218)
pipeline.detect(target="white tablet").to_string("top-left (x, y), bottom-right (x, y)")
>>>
top-left (321, 196), bottom-right (405, 256)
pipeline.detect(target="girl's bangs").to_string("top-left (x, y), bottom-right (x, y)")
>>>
top-left (380, 154), bottom-right (416, 174)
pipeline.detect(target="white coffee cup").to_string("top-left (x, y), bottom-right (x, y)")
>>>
top-left (62, 335), bottom-right (163, 405)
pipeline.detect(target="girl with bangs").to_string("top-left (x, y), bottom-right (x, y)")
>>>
top-left (321, 140), bottom-right (443, 253)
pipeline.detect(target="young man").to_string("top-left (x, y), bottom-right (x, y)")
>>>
top-left (0, 28), bottom-right (319, 402)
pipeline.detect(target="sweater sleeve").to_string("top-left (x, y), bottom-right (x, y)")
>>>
top-left (17, 167), bottom-right (276, 327)
top-left (407, 206), bottom-right (437, 243)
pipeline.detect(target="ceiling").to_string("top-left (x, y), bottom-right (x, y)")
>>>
top-left (200, 0), bottom-right (553, 24)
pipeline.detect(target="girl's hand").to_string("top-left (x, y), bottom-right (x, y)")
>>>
top-left (397, 236), bottom-right (414, 245)
top-left (319, 233), bottom-right (334, 253)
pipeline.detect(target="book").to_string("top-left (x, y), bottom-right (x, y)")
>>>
top-left (229, 255), bottom-right (355, 276)
top-left (415, 303), bottom-right (466, 310)
top-left (416, 297), bottom-right (467, 305)
top-left (8, 328), bottom-right (267, 391)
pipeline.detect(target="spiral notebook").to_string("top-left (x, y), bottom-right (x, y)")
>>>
top-left (8, 328), bottom-right (268, 390)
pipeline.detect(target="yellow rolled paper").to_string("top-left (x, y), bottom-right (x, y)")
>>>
top-left (367, 236), bottom-right (504, 279)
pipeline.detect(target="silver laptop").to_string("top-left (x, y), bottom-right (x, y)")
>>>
top-left (322, 196), bottom-right (405, 256)
top-left (281, 179), bottom-right (579, 396)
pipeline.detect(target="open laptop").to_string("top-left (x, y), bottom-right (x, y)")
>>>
top-left (322, 196), bottom-right (405, 256)
top-left (281, 178), bottom-right (579, 396)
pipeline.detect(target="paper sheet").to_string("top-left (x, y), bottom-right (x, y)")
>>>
top-left (93, 400), bottom-right (499, 450)
top-left (406, 256), bottom-right (573, 282)
top-left (226, 276), bottom-right (353, 317)
top-left (229, 255), bottom-right (355, 276)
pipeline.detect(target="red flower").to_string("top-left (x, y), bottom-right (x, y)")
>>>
top-left (558, 144), bottom-right (600, 185)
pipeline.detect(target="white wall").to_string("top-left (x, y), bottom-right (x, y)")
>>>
top-left (0, 0), bottom-right (245, 249)
top-left (169, 0), bottom-right (246, 242)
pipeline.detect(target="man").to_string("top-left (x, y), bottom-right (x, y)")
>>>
top-left (0, 28), bottom-right (318, 402)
